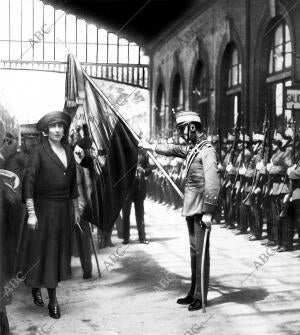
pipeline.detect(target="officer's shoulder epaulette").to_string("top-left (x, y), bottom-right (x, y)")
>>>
top-left (197, 140), bottom-right (212, 151)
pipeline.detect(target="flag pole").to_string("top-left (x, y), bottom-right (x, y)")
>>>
top-left (87, 222), bottom-right (102, 278)
top-left (82, 71), bottom-right (184, 200)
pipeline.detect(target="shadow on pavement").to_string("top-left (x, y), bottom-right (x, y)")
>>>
top-left (209, 283), bottom-right (268, 306)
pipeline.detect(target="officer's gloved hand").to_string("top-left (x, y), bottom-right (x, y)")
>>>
top-left (138, 141), bottom-right (156, 152)
top-left (202, 214), bottom-right (212, 229)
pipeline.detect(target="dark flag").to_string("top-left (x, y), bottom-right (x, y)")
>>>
top-left (64, 54), bottom-right (138, 232)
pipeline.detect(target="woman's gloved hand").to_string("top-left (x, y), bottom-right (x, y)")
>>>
top-left (26, 198), bottom-right (38, 230)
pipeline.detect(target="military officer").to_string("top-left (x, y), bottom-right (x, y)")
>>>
top-left (139, 111), bottom-right (220, 311)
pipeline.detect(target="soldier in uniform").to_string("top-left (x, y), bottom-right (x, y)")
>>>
top-left (226, 134), bottom-right (251, 231)
top-left (139, 111), bottom-right (220, 311)
top-left (287, 138), bottom-right (300, 247)
top-left (275, 129), bottom-right (294, 252)
top-left (218, 134), bottom-right (234, 226)
top-left (245, 133), bottom-right (264, 240)
top-left (122, 148), bottom-right (151, 244)
top-left (262, 132), bottom-right (288, 248)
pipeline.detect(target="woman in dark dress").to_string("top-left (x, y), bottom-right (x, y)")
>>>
top-left (22, 111), bottom-right (79, 319)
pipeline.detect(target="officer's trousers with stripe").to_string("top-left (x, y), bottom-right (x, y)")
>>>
top-left (186, 215), bottom-right (210, 302)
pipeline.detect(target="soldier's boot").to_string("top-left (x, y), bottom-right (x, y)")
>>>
top-left (97, 229), bottom-right (106, 249)
top-left (256, 207), bottom-right (263, 240)
top-left (237, 204), bottom-right (249, 234)
top-left (105, 230), bottom-right (114, 247)
top-left (278, 217), bottom-right (294, 252)
top-left (269, 200), bottom-right (279, 245)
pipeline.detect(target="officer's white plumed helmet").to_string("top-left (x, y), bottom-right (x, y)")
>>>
top-left (175, 111), bottom-right (201, 127)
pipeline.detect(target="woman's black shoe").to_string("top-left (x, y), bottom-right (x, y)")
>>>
top-left (32, 289), bottom-right (44, 307)
top-left (48, 303), bottom-right (61, 319)
top-left (177, 295), bottom-right (194, 305)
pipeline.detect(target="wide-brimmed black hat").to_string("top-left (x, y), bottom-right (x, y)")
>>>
top-left (36, 111), bottom-right (71, 132)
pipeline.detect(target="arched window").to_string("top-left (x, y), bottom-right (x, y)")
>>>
top-left (155, 83), bottom-right (166, 137)
top-left (191, 60), bottom-right (208, 131)
top-left (228, 48), bottom-right (242, 88)
top-left (227, 46), bottom-right (242, 126)
top-left (170, 73), bottom-right (184, 134)
top-left (266, 22), bottom-right (292, 131)
top-left (219, 43), bottom-right (242, 133)
top-left (269, 23), bottom-right (292, 74)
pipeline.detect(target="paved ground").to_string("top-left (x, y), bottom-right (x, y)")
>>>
top-left (6, 198), bottom-right (300, 335)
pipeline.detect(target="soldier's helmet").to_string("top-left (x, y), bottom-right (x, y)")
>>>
top-left (284, 127), bottom-right (294, 140)
top-left (207, 134), bottom-right (219, 144)
top-left (253, 133), bottom-right (264, 142)
top-left (227, 133), bottom-right (235, 142)
top-left (175, 111), bottom-right (201, 128)
top-left (273, 131), bottom-right (284, 142)
top-left (238, 133), bottom-right (250, 142)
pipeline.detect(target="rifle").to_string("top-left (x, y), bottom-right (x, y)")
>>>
top-left (280, 104), bottom-right (296, 217)
top-left (225, 113), bottom-right (241, 181)
top-left (218, 128), bottom-right (222, 166)
top-left (218, 114), bottom-right (241, 198)
top-left (243, 104), bottom-right (269, 205)
top-left (261, 104), bottom-right (274, 206)
top-left (234, 110), bottom-right (246, 201)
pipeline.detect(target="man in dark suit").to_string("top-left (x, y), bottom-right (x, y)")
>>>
top-left (122, 148), bottom-right (151, 244)
top-left (140, 111), bottom-right (220, 311)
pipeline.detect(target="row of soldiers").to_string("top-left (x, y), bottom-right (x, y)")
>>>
top-left (146, 154), bottom-right (184, 209)
top-left (217, 126), bottom-right (300, 252)
top-left (147, 118), bottom-right (300, 253)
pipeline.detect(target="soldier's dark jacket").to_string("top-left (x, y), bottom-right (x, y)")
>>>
top-left (155, 141), bottom-right (220, 217)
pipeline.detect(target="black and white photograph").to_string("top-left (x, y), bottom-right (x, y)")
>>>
top-left (0, 0), bottom-right (300, 334)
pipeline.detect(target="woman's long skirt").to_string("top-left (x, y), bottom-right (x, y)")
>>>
top-left (21, 198), bottom-right (73, 288)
